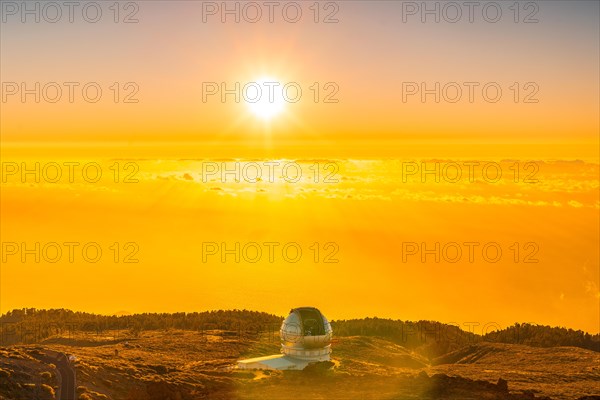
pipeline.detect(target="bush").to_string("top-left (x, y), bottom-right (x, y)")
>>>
top-left (39, 371), bottom-right (52, 382)
top-left (40, 384), bottom-right (55, 397)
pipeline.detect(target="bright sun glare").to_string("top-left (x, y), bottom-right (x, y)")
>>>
top-left (245, 77), bottom-right (286, 121)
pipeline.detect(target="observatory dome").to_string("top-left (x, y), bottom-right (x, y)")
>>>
top-left (280, 307), bottom-right (332, 361)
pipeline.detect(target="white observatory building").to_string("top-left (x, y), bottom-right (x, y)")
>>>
top-left (237, 307), bottom-right (333, 370)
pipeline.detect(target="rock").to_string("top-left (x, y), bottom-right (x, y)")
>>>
top-left (148, 364), bottom-right (168, 375)
top-left (302, 361), bottom-right (334, 375)
top-left (496, 378), bottom-right (508, 392)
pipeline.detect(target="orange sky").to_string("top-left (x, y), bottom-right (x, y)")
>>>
top-left (1, 1), bottom-right (599, 334)
top-left (1, 1), bottom-right (598, 146)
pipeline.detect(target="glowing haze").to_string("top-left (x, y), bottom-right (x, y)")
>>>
top-left (0, 1), bottom-right (598, 333)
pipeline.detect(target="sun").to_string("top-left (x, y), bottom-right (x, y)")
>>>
top-left (245, 76), bottom-right (286, 121)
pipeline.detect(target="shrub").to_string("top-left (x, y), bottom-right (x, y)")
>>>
top-left (39, 371), bottom-right (52, 382)
top-left (40, 384), bottom-right (55, 397)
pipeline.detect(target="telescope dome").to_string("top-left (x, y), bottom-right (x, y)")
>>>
top-left (280, 307), bottom-right (332, 361)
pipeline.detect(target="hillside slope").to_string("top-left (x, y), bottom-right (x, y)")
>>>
top-left (1, 330), bottom-right (598, 400)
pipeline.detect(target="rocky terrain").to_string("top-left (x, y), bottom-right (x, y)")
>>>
top-left (1, 329), bottom-right (598, 400)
